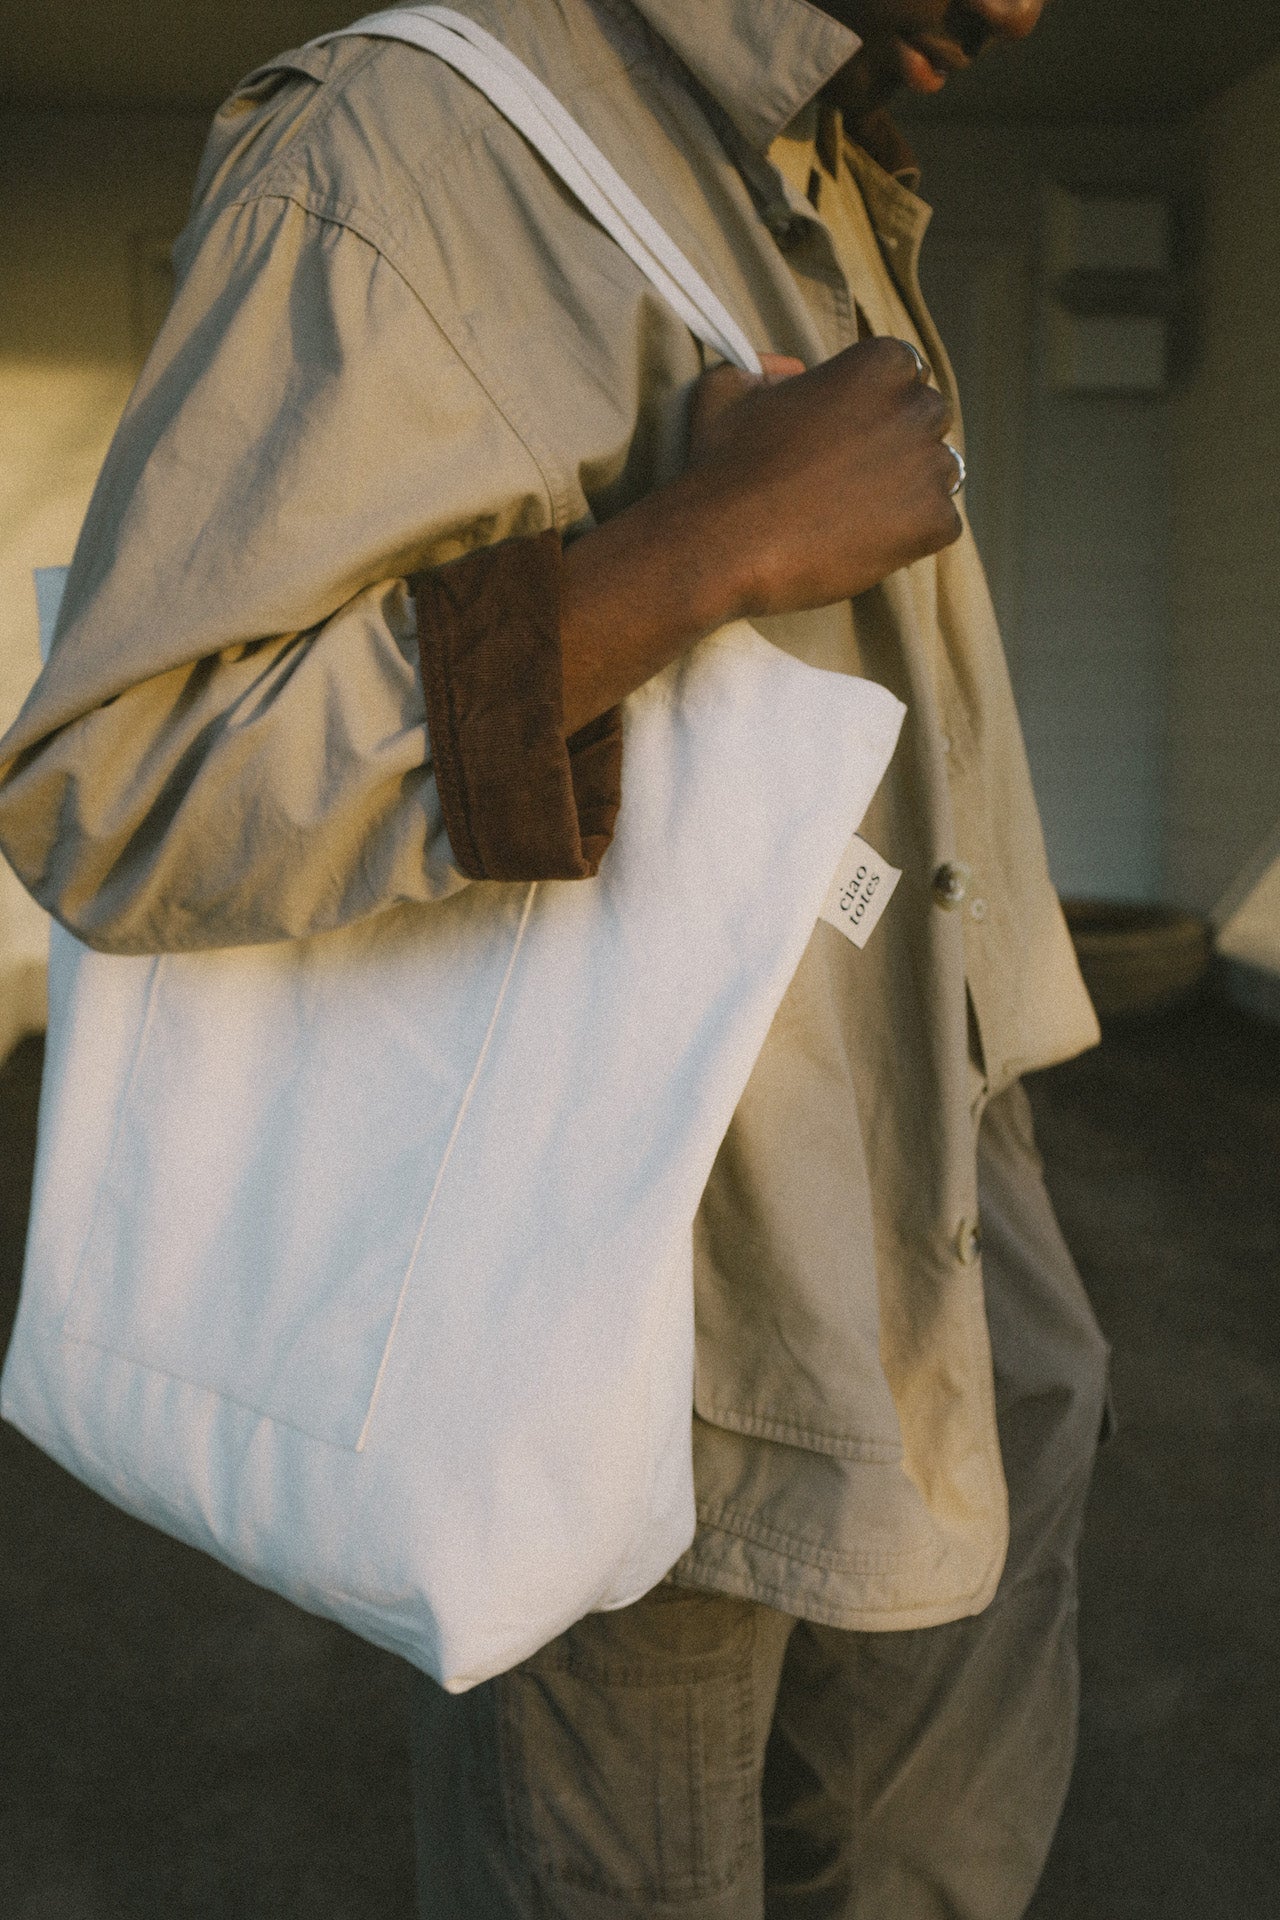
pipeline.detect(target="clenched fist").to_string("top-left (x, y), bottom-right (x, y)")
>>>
top-left (684, 340), bottom-right (962, 617)
top-left (559, 338), bottom-right (964, 735)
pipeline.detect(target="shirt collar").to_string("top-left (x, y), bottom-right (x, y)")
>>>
top-left (627, 0), bottom-right (860, 151)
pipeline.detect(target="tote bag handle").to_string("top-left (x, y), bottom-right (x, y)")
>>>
top-left (37, 13), bottom-right (763, 669)
top-left (315, 5), bottom-right (763, 375)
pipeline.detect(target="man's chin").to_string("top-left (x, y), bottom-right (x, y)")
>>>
top-left (829, 33), bottom-right (961, 120)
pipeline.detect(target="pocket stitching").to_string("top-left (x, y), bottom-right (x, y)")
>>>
top-left (500, 1649), bottom-right (757, 1899)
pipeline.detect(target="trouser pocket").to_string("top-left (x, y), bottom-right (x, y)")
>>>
top-left (498, 1587), bottom-right (762, 1909)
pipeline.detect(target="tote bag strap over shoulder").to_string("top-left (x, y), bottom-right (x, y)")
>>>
top-left (33, 4), bottom-right (761, 662)
top-left (313, 5), bottom-right (763, 375)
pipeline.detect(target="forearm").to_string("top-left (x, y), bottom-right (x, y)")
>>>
top-left (559, 468), bottom-right (749, 737)
top-left (560, 337), bottom-right (960, 736)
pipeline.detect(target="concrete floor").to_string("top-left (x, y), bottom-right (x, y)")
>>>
top-left (1, 997), bottom-right (1277, 1917)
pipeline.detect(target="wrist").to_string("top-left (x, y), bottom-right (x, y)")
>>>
top-left (647, 464), bottom-right (759, 633)
top-left (557, 466), bottom-right (762, 736)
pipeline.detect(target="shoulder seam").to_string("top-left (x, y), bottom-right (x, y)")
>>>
top-left (219, 189), bottom-right (572, 533)
top-left (246, 25), bottom-right (654, 221)
top-left (241, 37), bottom-right (385, 198)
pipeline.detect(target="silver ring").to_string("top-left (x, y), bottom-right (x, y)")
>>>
top-left (904, 341), bottom-right (929, 382)
top-left (944, 442), bottom-right (966, 496)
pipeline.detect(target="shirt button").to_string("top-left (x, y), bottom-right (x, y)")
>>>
top-left (932, 861), bottom-right (971, 909)
top-left (955, 1218), bottom-right (983, 1265)
top-left (969, 897), bottom-right (988, 923)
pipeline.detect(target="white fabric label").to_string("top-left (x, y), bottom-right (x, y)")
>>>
top-left (819, 834), bottom-right (901, 950)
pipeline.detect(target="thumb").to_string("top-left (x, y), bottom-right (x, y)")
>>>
top-left (758, 353), bottom-right (806, 384)
top-left (687, 360), bottom-right (763, 439)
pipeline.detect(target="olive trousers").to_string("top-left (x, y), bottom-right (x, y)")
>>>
top-left (409, 1081), bottom-right (1110, 1918)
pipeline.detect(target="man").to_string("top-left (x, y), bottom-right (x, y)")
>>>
top-left (0, 0), bottom-right (1108, 1914)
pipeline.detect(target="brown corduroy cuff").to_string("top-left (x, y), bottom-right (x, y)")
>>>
top-left (411, 530), bottom-right (622, 882)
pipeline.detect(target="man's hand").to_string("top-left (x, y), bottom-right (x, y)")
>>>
top-left (684, 340), bottom-right (962, 617)
top-left (559, 338), bottom-right (962, 735)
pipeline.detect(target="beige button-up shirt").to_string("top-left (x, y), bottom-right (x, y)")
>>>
top-left (0, 0), bottom-right (1098, 1627)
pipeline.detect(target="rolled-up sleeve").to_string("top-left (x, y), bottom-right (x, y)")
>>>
top-left (0, 191), bottom-right (621, 953)
top-left (415, 531), bottom-right (621, 882)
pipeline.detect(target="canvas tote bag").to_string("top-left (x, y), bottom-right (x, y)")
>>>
top-left (1, 8), bottom-right (904, 1693)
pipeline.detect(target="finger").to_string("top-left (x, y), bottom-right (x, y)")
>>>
top-left (688, 361), bottom-right (760, 429)
top-left (898, 339), bottom-right (931, 384)
top-left (835, 335), bottom-right (933, 396)
top-left (758, 353), bottom-right (806, 384)
top-left (906, 379), bottom-right (951, 437)
top-left (930, 439), bottom-right (966, 505)
top-left (697, 362), bottom-right (760, 399)
top-left (686, 361), bottom-right (765, 458)
top-left (919, 465), bottom-right (965, 554)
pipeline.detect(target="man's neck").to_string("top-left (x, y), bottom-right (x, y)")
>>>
top-left (847, 104), bottom-right (920, 181)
